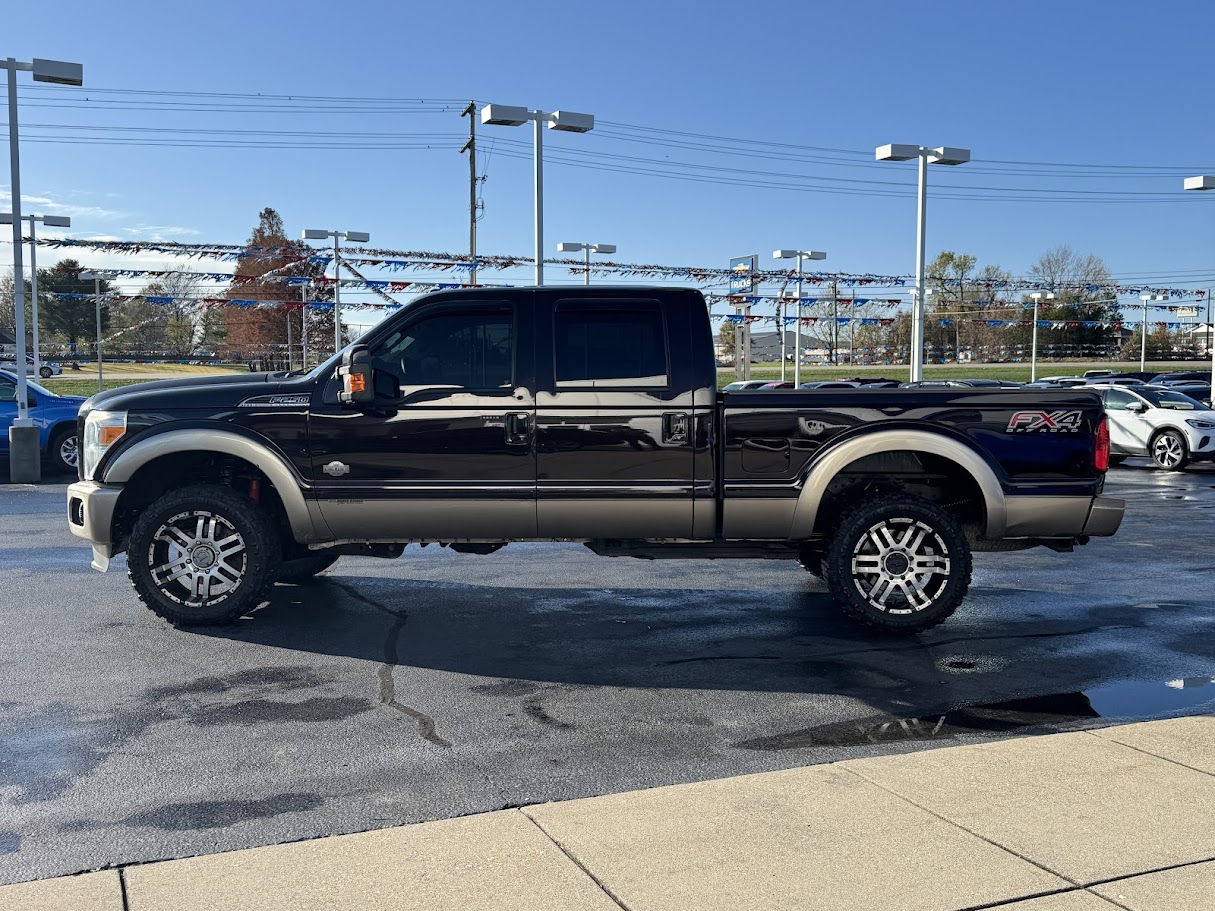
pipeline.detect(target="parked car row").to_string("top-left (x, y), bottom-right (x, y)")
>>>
top-left (0, 355), bottom-right (63, 378)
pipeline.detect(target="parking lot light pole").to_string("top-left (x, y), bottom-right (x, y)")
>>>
top-left (876, 144), bottom-right (970, 381)
top-left (557, 242), bottom-right (617, 285)
top-left (1184, 177), bottom-right (1215, 381)
top-left (78, 271), bottom-right (106, 394)
top-left (1139, 293), bottom-right (1166, 372)
top-left (0, 213), bottom-right (71, 377)
top-left (302, 229), bottom-right (370, 357)
top-left (774, 250), bottom-right (827, 384)
top-left (5, 55), bottom-right (83, 483)
top-left (482, 104), bottom-right (595, 286)
top-left (1029, 292), bottom-right (1054, 381)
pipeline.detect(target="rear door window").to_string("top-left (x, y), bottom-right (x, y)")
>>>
top-left (553, 301), bottom-right (669, 388)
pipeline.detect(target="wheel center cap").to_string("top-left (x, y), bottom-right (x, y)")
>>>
top-left (192, 545), bottom-right (216, 569)
top-left (884, 551), bottom-right (911, 575)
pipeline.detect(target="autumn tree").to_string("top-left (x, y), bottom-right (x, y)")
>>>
top-left (223, 207), bottom-right (342, 369)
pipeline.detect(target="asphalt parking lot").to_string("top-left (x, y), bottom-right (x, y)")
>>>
top-left (3, 461), bottom-right (1215, 885)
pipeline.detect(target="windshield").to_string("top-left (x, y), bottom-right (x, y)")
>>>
top-left (1140, 388), bottom-right (1210, 411)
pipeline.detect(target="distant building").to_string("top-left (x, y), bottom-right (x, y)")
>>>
top-left (0, 329), bottom-right (16, 358)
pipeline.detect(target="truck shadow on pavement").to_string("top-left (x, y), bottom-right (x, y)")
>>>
top-left (191, 572), bottom-right (1215, 726)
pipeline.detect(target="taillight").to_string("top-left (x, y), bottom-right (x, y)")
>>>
top-left (1095, 415), bottom-right (1110, 472)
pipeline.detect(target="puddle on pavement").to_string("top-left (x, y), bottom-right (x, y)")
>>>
top-left (737, 676), bottom-right (1215, 751)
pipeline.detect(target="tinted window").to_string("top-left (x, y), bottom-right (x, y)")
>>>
top-left (0, 380), bottom-right (15, 403)
top-left (1104, 388), bottom-right (1137, 411)
top-left (554, 302), bottom-right (668, 387)
top-left (371, 307), bottom-right (514, 390)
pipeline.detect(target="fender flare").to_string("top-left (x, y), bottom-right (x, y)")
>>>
top-left (788, 429), bottom-right (1007, 540)
top-left (104, 428), bottom-right (321, 543)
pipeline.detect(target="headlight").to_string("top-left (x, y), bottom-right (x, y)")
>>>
top-left (1185, 419), bottom-right (1215, 429)
top-left (82, 410), bottom-right (127, 480)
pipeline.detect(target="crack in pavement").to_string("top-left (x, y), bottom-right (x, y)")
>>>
top-left (329, 581), bottom-right (450, 748)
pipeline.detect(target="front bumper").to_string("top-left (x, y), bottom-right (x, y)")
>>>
top-left (67, 480), bottom-right (123, 572)
top-left (1002, 494), bottom-right (1125, 539)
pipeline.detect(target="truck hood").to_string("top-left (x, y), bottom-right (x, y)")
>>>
top-left (82, 372), bottom-right (290, 416)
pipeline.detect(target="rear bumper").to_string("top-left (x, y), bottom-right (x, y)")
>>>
top-left (1002, 494), bottom-right (1124, 539)
top-left (67, 480), bottom-right (122, 571)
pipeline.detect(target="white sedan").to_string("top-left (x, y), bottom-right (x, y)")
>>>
top-left (1095, 384), bottom-right (1215, 470)
top-left (0, 356), bottom-right (61, 378)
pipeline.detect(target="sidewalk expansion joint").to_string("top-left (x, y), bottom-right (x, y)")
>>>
top-left (1082, 728), bottom-right (1215, 780)
top-left (838, 765), bottom-right (1078, 885)
top-left (519, 808), bottom-right (635, 911)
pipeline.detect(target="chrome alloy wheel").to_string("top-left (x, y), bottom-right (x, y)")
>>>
top-left (849, 517), bottom-right (952, 614)
top-left (148, 510), bottom-right (248, 606)
top-left (59, 434), bottom-right (78, 469)
top-left (1153, 433), bottom-right (1184, 469)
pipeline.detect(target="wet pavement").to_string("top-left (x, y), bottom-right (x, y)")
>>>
top-left (1, 459), bottom-right (1214, 884)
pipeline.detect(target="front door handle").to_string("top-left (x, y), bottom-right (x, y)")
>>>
top-left (505, 412), bottom-right (531, 446)
top-left (663, 411), bottom-right (689, 445)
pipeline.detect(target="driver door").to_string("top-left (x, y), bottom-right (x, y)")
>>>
top-left (308, 297), bottom-right (536, 539)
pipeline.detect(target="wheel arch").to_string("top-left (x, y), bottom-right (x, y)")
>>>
top-left (104, 429), bottom-right (324, 545)
top-left (789, 429), bottom-right (1007, 541)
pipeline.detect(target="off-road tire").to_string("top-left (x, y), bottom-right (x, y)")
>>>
top-left (128, 484), bottom-right (280, 626)
top-left (822, 495), bottom-right (971, 634)
top-left (1150, 430), bottom-right (1189, 471)
top-left (276, 554), bottom-right (339, 583)
top-left (47, 425), bottom-right (78, 474)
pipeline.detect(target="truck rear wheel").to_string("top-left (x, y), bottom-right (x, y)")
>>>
top-left (128, 484), bottom-right (280, 626)
top-left (822, 496), bottom-right (971, 634)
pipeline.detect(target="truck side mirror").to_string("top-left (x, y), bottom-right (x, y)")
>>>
top-left (337, 346), bottom-right (401, 407)
top-left (337, 346), bottom-right (375, 405)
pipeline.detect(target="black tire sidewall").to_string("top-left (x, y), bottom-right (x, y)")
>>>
top-left (128, 485), bottom-right (279, 625)
top-left (1151, 430), bottom-right (1188, 470)
top-left (47, 426), bottom-right (78, 474)
top-left (823, 496), bottom-right (972, 634)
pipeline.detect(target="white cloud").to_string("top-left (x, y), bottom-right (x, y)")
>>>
top-left (122, 224), bottom-right (203, 241)
top-left (0, 188), bottom-right (128, 221)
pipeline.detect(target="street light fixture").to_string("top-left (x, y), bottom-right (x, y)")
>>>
top-left (773, 250), bottom-right (827, 384)
top-left (1029, 292), bottom-right (1055, 381)
top-left (78, 271), bottom-right (106, 394)
top-left (0, 212), bottom-right (70, 376)
top-left (876, 143), bottom-right (971, 381)
top-left (482, 103), bottom-right (595, 286)
top-left (557, 242), bottom-right (616, 285)
top-left (302, 228), bottom-right (370, 357)
top-left (4, 54), bottom-right (83, 483)
top-left (1185, 176), bottom-right (1215, 380)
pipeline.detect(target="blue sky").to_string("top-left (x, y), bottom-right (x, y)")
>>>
top-left (5, 0), bottom-right (1215, 324)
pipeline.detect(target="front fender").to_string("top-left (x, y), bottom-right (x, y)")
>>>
top-left (103, 428), bottom-right (326, 544)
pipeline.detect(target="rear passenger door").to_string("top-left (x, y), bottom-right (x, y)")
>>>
top-left (534, 296), bottom-right (696, 538)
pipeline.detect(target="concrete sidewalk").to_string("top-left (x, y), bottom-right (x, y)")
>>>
top-left (5, 715), bottom-right (1215, 911)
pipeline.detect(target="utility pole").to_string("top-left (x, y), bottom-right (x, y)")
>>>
top-left (460, 102), bottom-right (479, 287)
top-left (830, 280), bottom-right (838, 366)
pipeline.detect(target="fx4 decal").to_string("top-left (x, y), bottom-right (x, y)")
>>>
top-left (1006, 410), bottom-right (1085, 433)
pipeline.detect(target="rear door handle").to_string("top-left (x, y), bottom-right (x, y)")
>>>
top-left (663, 411), bottom-right (689, 444)
top-left (505, 412), bottom-right (531, 446)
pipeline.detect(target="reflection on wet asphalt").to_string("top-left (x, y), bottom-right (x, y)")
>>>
top-left (1, 460), bottom-right (1213, 884)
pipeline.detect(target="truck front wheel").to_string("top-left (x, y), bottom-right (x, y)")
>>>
top-left (822, 496), bottom-right (971, 634)
top-left (128, 484), bottom-right (280, 626)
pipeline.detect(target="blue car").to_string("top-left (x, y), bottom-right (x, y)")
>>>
top-left (0, 369), bottom-right (87, 474)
